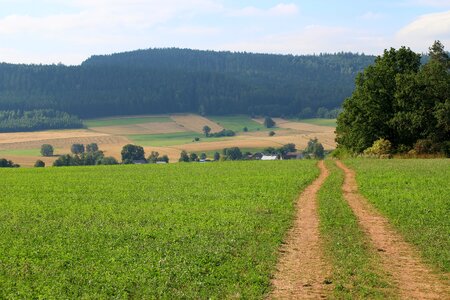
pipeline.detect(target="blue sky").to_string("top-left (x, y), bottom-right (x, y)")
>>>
top-left (0, 0), bottom-right (449, 64)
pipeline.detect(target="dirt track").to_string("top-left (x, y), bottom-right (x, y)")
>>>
top-left (336, 161), bottom-right (450, 300)
top-left (270, 160), bottom-right (332, 299)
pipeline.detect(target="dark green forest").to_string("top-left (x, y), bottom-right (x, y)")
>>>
top-left (0, 109), bottom-right (82, 132)
top-left (0, 48), bottom-right (375, 120)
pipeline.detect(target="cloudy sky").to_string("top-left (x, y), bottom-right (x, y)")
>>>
top-left (1, 0), bottom-right (449, 65)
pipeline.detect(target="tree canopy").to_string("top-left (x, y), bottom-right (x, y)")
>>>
top-left (336, 41), bottom-right (450, 154)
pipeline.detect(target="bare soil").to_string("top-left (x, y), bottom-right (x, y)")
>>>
top-left (336, 161), bottom-right (450, 300)
top-left (270, 160), bottom-right (332, 299)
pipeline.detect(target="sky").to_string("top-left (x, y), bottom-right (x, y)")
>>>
top-left (0, 0), bottom-right (449, 65)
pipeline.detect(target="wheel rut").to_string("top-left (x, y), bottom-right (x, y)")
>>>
top-left (270, 160), bottom-right (332, 299)
top-left (336, 160), bottom-right (450, 300)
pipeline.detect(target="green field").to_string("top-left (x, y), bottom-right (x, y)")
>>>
top-left (345, 159), bottom-right (450, 273)
top-left (127, 132), bottom-right (229, 147)
top-left (84, 116), bottom-right (173, 127)
top-left (319, 161), bottom-right (393, 298)
top-left (0, 160), bottom-right (319, 299)
top-left (208, 115), bottom-right (266, 132)
top-left (0, 149), bottom-right (42, 156)
top-left (297, 118), bottom-right (337, 127)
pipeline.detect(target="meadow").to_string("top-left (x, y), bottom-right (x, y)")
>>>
top-left (84, 116), bottom-right (172, 127)
top-left (345, 159), bottom-right (450, 273)
top-left (208, 115), bottom-right (266, 132)
top-left (296, 118), bottom-right (337, 127)
top-left (0, 160), bottom-right (319, 299)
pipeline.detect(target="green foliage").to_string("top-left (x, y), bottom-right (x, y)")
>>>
top-left (363, 138), bottom-right (392, 158)
top-left (0, 109), bottom-right (82, 133)
top-left (319, 161), bottom-right (392, 298)
top-left (223, 147), bottom-right (243, 160)
top-left (34, 160), bottom-right (45, 168)
top-left (71, 144), bottom-right (85, 155)
top-left (40, 144), bottom-right (54, 157)
top-left (264, 117), bottom-right (275, 128)
top-left (345, 159), bottom-right (450, 273)
top-left (213, 152), bottom-right (220, 161)
top-left (189, 153), bottom-right (199, 162)
top-left (337, 41), bottom-right (450, 153)
top-left (0, 158), bottom-right (19, 168)
top-left (304, 138), bottom-right (325, 159)
top-left (86, 143), bottom-right (99, 153)
top-left (53, 151), bottom-right (113, 167)
top-left (0, 160), bottom-right (318, 298)
top-left (202, 125), bottom-right (211, 137)
top-left (179, 150), bottom-right (189, 162)
top-left (121, 144), bottom-right (145, 162)
top-left (208, 129), bottom-right (235, 138)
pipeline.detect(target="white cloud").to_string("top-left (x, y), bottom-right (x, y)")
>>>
top-left (396, 10), bottom-right (450, 50)
top-left (230, 3), bottom-right (299, 17)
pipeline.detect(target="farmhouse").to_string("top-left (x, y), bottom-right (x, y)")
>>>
top-left (261, 155), bottom-right (278, 161)
top-left (284, 152), bottom-right (304, 160)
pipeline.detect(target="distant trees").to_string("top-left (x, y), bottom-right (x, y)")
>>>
top-left (213, 152), bottom-right (220, 161)
top-left (269, 131), bottom-right (275, 136)
top-left (41, 144), bottom-right (54, 157)
top-left (86, 143), bottom-right (99, 153)
top-left (208, 129), bottom-right (235, 138)
top-left (179, 150), bottom-right (190, 162)
top-left (53, 150), bottom-right (118, 167)
top-left (0, 109), bottom-right (82, 133)
top-left (304, 138), bottom-right (325, 159)
top-left (264, 117), bottom-right (276, 128)
top-left (223, 147), bottom-right (243, 160)
top-left (337, 41), bottom-right (450, 155)
top-left (0, 49), bottom-right (374, 119)
top-left (34, 160), bottom-right (45, 167)
top-left (71, 144), bottom-right (85, 154)
top-left (202, 125), bottom-right (211, 137)
top-left (147, 151), bottom-right (169, 163)
top-left (121, 144), bottom-right (145, 163)
top-left (0, 158), bottom-right (19, 168)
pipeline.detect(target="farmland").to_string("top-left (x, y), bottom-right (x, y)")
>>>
top-left (344, 159), bottom-right (450, 273)
top-left (0, 114), bottom-right (337, 167)
top-left (0, 160), bottom-right (319, 298)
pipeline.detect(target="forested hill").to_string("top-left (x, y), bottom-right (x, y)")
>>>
top-left (0, 49), bottom-right (375, 118)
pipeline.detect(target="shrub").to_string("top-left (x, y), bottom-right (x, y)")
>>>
top-left (413, 139), bottom-right (440, 154)
top-left (71, 143), bottom-right (85, 154)
top-left (269, 131), bottom-right (276, 136)
top-left (40, 144), bottom-right (54, 157)
top-left (363, 138), bottom-right (392, 157)
top-left (34, 160), bottom-right (45, 167)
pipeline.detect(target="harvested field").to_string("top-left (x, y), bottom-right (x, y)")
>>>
top-left (171, 114), bottom-right (223, 133)
top-left (0, 130), bottom-right (109, 145)
top-left (90, 122), bottom-right (187, 135)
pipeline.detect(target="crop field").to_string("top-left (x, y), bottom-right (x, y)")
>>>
top-left (0, 160), bottom-right (319, 298)
top-left (127, 132), bottom-right (215, 147)
top-left (297, 118), bottom-right (337, 127)
top-left (208, 115), bottom-right (266, 132)
top-left (318, 161), bottom-right (392, 298)
top-left (344, 159), bottom-right (450, 273)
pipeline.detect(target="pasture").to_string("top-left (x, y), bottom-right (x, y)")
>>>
top-left (344, 159), bottom-right (450, 273)
top-left (0, 160), bottom-right (319, 299)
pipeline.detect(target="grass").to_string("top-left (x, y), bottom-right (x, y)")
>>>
top-left (345, 159), bottom-right (450, 273)
top-left (127, 132), bottom-right (228, 147)
top-left (318, 160), bottom-right (394, 298)
top-left (0, 160), bottom-right (318, 299)
top-left (208, 115), bottom-right (266, 132)
top-left (0, 149), bottom-right (41, 156)
top-left (84, 116), bottom-right (172, 127)
top-left (297, 118), bottom-right (337, 127)
top-left (191, 148), bottom-right (268, 158)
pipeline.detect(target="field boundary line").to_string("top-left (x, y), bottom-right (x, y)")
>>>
top-left (336, 160), bottom-right (450, 300)
top-left (270, 160), bottom-right (332, 299)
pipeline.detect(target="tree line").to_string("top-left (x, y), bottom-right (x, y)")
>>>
top-left (336, 41), bottom-right (450, 157)
top-left (0, 49), bottom-right (375, 119)
top-left (0, 109), bottom-right (82, 132)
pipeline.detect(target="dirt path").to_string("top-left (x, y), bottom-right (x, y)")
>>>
top-left (336, 161), bottom-right (450, 300)
top-left (270, 160), bottom-right (332, 299)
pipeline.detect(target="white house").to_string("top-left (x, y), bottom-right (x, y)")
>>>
top-left (261, 155), bottom-right (278, 161)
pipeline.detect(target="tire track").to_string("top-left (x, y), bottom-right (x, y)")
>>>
top-left (336, 160), bottom-right (450, 300)
top-left (270, 160), bottom-right (332, 299)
